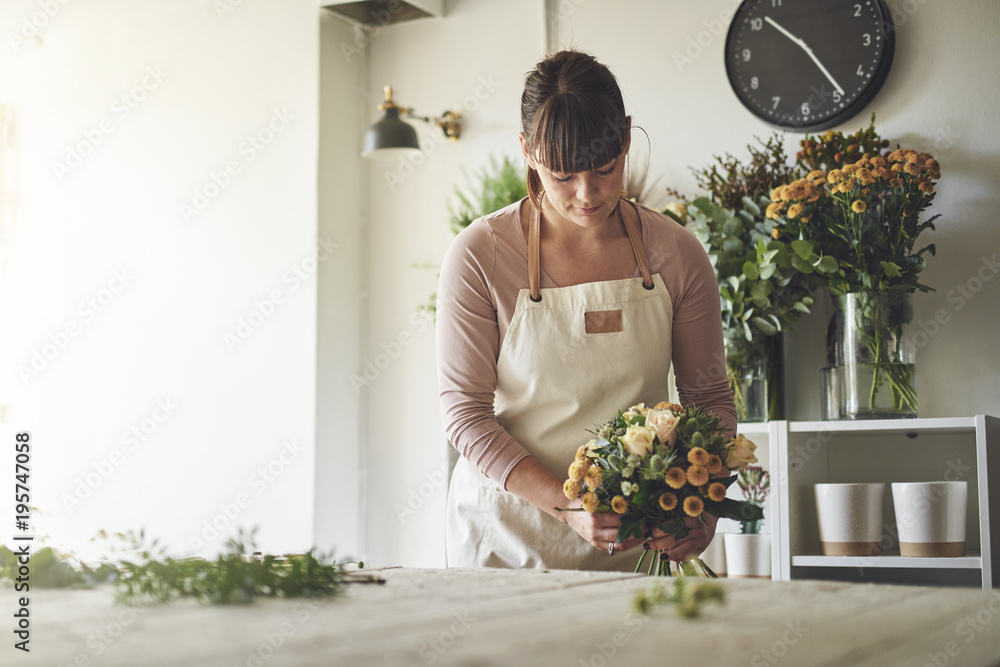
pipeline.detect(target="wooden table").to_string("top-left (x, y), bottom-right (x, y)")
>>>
top-left (5, 567), bottom-right (1000, 666)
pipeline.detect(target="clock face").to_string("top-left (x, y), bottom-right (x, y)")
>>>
top-left (725, 0), bottom-right (894, 132)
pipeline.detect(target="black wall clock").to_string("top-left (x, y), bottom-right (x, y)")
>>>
top-left (725, 0), bottom-right (894, 132)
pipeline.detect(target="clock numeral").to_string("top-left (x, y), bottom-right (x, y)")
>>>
top-left (771, 96), bottom-right (780, 110)
top-left (800, 102), bottom-right (811, 117)
top-left (854, 3), bottom-right (862, 17)
top-left (857, 64), bottom-right (865, 76)
top-left (863, 33), bottom-right (871, 46)
top-left (750, 18), bottom-right (762, 31)
top-left (833, 90), bottom-right (842, 103)
top-left (750, 76), bottom-right (759, 90)
top-left (772, 0), bottom-right (782, 6)
top-left (742, 48), bottom-right (751, 62)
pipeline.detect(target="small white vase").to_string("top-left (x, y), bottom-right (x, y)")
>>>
top-left (815, 483), bottom-right (885, 556)
top-left (891, 481), bottom-right (967, 557)
top-left (723, 533), bottom-right (771, 578)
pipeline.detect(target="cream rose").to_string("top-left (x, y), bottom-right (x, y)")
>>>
top-left (725, 433), bottom-right (758, 471)
top-left (620, 424), bottom-right (655, 458)
top-left (644, 408), bottom-right (679, 447)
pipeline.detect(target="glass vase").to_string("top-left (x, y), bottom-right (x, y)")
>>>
top-left (824, 291), bottom-right (917, 419)
top-left (727, 334), bottom-right (783, 423)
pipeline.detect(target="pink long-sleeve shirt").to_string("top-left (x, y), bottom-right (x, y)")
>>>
top-left (436, 198), bottom-right (736, 489)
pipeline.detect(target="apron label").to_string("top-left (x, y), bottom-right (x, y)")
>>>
top-left (584, 310), bottom-right (623, 334)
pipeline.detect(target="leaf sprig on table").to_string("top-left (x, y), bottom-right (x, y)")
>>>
top-left (0, 528), bottom-right (382, 604)
top-left (110, 528), bottom-right (382, 605)
top-left (632, 576), bottom-right (726, 619)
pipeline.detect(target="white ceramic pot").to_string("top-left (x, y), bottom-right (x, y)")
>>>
top-left (891, 481), bottom-right (967, 557)
top-left (723, 533), bottom-right (771, 578)
top-left (814, 483), bottom-right (885, 556)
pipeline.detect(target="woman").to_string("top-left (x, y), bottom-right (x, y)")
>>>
top-left (436, 50), bottom-right (735, 571)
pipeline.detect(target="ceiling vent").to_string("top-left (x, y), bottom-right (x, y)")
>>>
top-left (321, 0), bottom-right (443, 26)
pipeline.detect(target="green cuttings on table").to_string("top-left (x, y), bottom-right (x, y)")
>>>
top-left (0, 528), bottom-right (383, 605)
top-left (632, 577), bottom-right (726, 619)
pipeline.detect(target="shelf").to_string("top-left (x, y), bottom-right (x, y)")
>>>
top-left (788, 417), bottom-right (977, 435)
top-left (773, 415), bottom-right (998, 589)
top-left (793, 550), bottom-right (982, 570)
top-left (735, 421), bottom-right (773, 436)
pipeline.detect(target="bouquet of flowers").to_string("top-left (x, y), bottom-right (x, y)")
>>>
top-left (562, 402), bottom-right (763, 576)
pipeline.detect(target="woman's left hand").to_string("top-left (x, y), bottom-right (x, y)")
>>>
top-left (643, 514), bottom-right (718, 562)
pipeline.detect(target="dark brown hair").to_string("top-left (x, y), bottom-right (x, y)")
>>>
top-left (521, 51), bottom-right (629, 208)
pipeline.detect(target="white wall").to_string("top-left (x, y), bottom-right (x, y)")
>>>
top-left (357, 0), bottom-right (1000, 567)
top-left (0, 0), bottom-right (319, 559)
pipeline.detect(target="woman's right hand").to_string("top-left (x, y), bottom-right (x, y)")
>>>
top-left (561, 497), bottom-right (646, 554)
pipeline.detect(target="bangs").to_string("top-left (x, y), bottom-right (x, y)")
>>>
top-left (529, 93), bottom-right (627, 174)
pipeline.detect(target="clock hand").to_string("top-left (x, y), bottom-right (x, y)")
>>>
top-left (764, 16), bottom-right (845, 96)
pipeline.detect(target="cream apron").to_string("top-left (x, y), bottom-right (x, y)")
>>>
top-left (446, 198), bottom-right (674, 571)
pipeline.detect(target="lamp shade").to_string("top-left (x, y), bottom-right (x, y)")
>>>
top-left (361, 106), bottom-right (420, 158)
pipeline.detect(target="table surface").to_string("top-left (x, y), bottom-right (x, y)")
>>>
top-left (4, 567), bottom-right (1000, 666)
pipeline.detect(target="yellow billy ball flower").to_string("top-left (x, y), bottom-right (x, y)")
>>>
top-left (687, 465), bottom-right (709, 487)
top-left (708, 482), bottom-right (727, 502)
top-left (918, 181), bottom-right (934, 194)
top-left (827, 169), bottom-right (844, 184)
top-left (787, 202), bottom-right (805, 219)
top-left (575, 444), bottom-right (590, 461)
top-left (904, 161), bottom-right (922, 176)
top-left (568, 459), bottom-right (589, 482)
top-left (765, 202), bottom-right (781, 220)
top-left (837, 181), bottom-right (853, 194)
top-left (772, 226), bottom-right (781, 239)
top-left (611, 495), bottom-right (628, 514)
top-left (687, 447), bottom-right (710, 467)
top-left (581, 491), bottom-right (599, 513)
top-left (665, 467), bottom-right (687, 489)
top-left (683, 495), bottom-right (705, 518)
top-left (658, 492), bottom-right (678, 511)
top-left (870, 156), bottom-right (886, 167)
top-left (706, 454), bottom-right (723, 475)
top-left (563, 479), bottom-right (581, 500)
top-left (584, 466), bottom-right (604, 490)
top-left (851, 200), bottom-right (867, 214)
top-left (770, 185), bottom-right (786, 202)
top-left (890, 177), bottom-right (904, 188)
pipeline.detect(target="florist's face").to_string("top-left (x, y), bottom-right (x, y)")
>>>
top-left (520, 131), bottom-right (630, 230)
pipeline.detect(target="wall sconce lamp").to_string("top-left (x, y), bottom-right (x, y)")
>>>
top-left (361, 86), bottom-right (461, 159)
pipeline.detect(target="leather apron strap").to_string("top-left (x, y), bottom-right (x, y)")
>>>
top-left (529, 197), bottom-right (653, 301)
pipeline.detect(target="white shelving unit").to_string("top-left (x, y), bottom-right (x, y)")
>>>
top-left (712, 421), bottom-right (781, 577)
top-left (772, 415), bottom-right (999, 590)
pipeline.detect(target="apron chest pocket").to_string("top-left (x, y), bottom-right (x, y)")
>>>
top-left (584, 309), bottom-right (623, 334)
